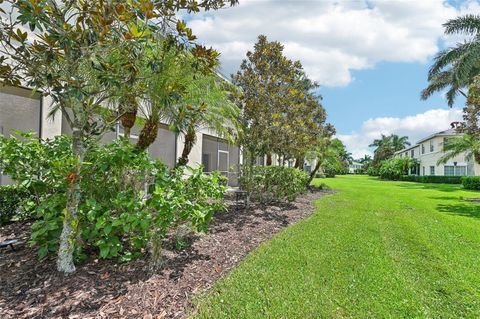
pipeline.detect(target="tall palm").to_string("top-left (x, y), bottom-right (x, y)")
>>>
top-left (358, 154), bottom-right (372, 164)
top-left (422, 14), bottom-right (480, 106)
top-left (369, 134), bottom-right (391, 149)
top-left (370, 134), bottom-right (409, 163)
top-left (391, 135), bottom-right (411, 152)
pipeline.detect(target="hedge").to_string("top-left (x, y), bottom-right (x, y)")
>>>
top-left (461, 176), bottom-right (480, 190)
top-left (239, 165), bottom-right (309, 203)
top-left (398, 175), bottom-right (463, 184)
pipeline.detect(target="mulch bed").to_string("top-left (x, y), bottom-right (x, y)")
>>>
top-left (0, 189), bottom-right (331, 319)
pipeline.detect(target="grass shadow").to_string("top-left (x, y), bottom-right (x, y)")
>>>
top-left (395, 182), bottom-right (461, 193)
top-left (437, 203), bottom-right (480, 219)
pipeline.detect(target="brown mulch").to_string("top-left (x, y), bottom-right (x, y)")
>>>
top-left (0, 189), bottom-right (331, 319)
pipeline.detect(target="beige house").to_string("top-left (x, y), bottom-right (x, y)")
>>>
top-left (395, 128), bottom-right (480, 176)
top-left (0, 85), bottom-right (241, 186)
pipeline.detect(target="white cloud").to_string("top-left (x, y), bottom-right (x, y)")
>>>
top-left (337, 108), bottom-right (463, 158)
top-left (186, 0), bottom-right (480, 87)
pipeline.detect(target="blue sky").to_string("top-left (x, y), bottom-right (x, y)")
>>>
top-left (320, 61), bottom-right (449, 134)
top-left (186, 0), bottom-right (478, 157)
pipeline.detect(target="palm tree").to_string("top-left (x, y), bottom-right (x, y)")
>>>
top-left (437, 134), bottom-right (480, 165)
top-left (136, 45), bottom-right (191, 151)
top-left (369, 134), bottom-right (410, 163)
top-left (358, 155), bottom-right (372, 164)
top-left (391, 135), bottom-right (411, 152)
top-left (422, 14), bottom-right (480, 106)
top-left (168, 74), bottom-right (240, 167)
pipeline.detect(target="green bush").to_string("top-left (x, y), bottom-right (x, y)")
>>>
top-left (0, 133), bottom-right (227, 261)
top-left (0, 185), bottom-right (31, 224)
top-left (378, 157), bottom-right (416, 180)
top-left (461, 176), bottom-right (480, 190)
top-left (239, 165), bottom-right (309, 203)
top-left (399, 175), bottom-right (463, 184)
top-left (367, 165), bottom-right (380, 176)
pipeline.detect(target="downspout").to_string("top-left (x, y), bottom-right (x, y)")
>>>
top-left (174, 132), bottom-right (178, 168)
top-left (39, 94), bottom-right (43, 140)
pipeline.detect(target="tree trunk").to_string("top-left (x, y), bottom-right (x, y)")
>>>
top-left (121, 110), bottom-right (136, 139)
top-left (57, 127), bottom-right (85, 273)
top-left (136, 117), bottom-right (159, 151)
top-left (266, 153), bottom-right (272, 166)
top-left (307, 160), bottom-right (322, 186)
top-left (294, 157), bottom-right (304, 169)
top-left (176, 128), bottom-right (196, 167)
top-left (120, 96), bottom-right (137, 139)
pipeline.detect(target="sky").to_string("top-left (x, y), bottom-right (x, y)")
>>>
top-left (184, 0), bottom-right (480, 158)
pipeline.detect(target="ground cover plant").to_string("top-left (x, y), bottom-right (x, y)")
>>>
top-left (194, 175), bottom-right (480, 318)
top-left (0, 133), bottom-right (226, 266)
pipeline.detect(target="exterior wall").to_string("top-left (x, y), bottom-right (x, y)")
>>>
top-left (417, 136), bottom-right (469, 176)
top-left (0, 86), bottom-right (42, 185)
top-left (41, 96), bottom-right (62, 139)
top-left (1, 87), bottom-right (241, 186)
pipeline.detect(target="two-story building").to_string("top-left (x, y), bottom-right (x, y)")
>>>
top-left (394, 128), bottom-right (480, 176)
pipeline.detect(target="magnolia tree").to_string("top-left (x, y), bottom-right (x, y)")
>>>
top-left (0, 0), bottom-right (237, 273)
top-left (233, 35), bottom-right (331, 168)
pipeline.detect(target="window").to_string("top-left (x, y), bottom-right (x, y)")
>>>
top-left (411, 149), bottom-right (414, 157)
top-left (202, 154), bottom-right (210, 172)
top-left (456, 166), bottom-right (466, 176)
top-left (405, 151), bottom-right (408, 157)
top-left (421, 144), bottom-right (425, 154)
top-left (444, 165), bottom-right (467, 176)
top-left (430, 166), bottom-right (435, 176)
top-left (429, 140), bottom-right (434, 152)
top-left (422, 166), bottom-right (425, 175)
top-left (218, 151), bottom-right (229, 177)
top-left (444, 165), bottom-right (454, 176)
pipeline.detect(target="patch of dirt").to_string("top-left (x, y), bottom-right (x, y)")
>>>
top-left (0, 189), bottom-right (331, 319)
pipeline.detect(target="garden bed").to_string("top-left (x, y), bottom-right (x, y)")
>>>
top-left (0, 189), bottom-right (330, 319)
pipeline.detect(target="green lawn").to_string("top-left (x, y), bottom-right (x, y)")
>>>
top-left (193, 175), bottom-right (480, 318)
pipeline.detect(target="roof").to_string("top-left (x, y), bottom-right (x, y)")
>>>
top-left (416, 128), bottom-right (462, 144)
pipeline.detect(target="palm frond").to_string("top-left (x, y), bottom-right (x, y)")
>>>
top-left (444, 14), bottom-right (480, 35)
top-left (437, 135), bottom-right (475, 165)
top-left (428, 45), bottom-right (469, 79)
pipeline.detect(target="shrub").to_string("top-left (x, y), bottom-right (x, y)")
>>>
top-left (0, 185), bottom-right (31, 224)
top-left (399, 175), bottom-right (463, 184)
top-left (239, 165), bottom-right (309, 203)
top-left (0, 133), bottom-right (227, 261)
top-left (462, 176), bottom-right (480, 190)
top-left (323, 161), bottom-right (338, 178)
top-left (367, 165), bottom-right (380, 176)
top-left (378, 157), bottom-right (416, 180)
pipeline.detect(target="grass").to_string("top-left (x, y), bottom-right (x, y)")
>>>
top-left (193, 175), bottom-right (480, 318)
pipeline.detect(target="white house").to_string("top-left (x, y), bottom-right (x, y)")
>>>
top-left (394, 128), bottom-right (480, 176)
top-left (0, 85), bottom-right (241, 186)
top-left (348, 161), bottom-right (363, 174)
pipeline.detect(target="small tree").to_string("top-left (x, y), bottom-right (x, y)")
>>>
top-left (0, 0), bottom-right (237, 273)
top-left (233, 35), bottom-right (297, 166)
